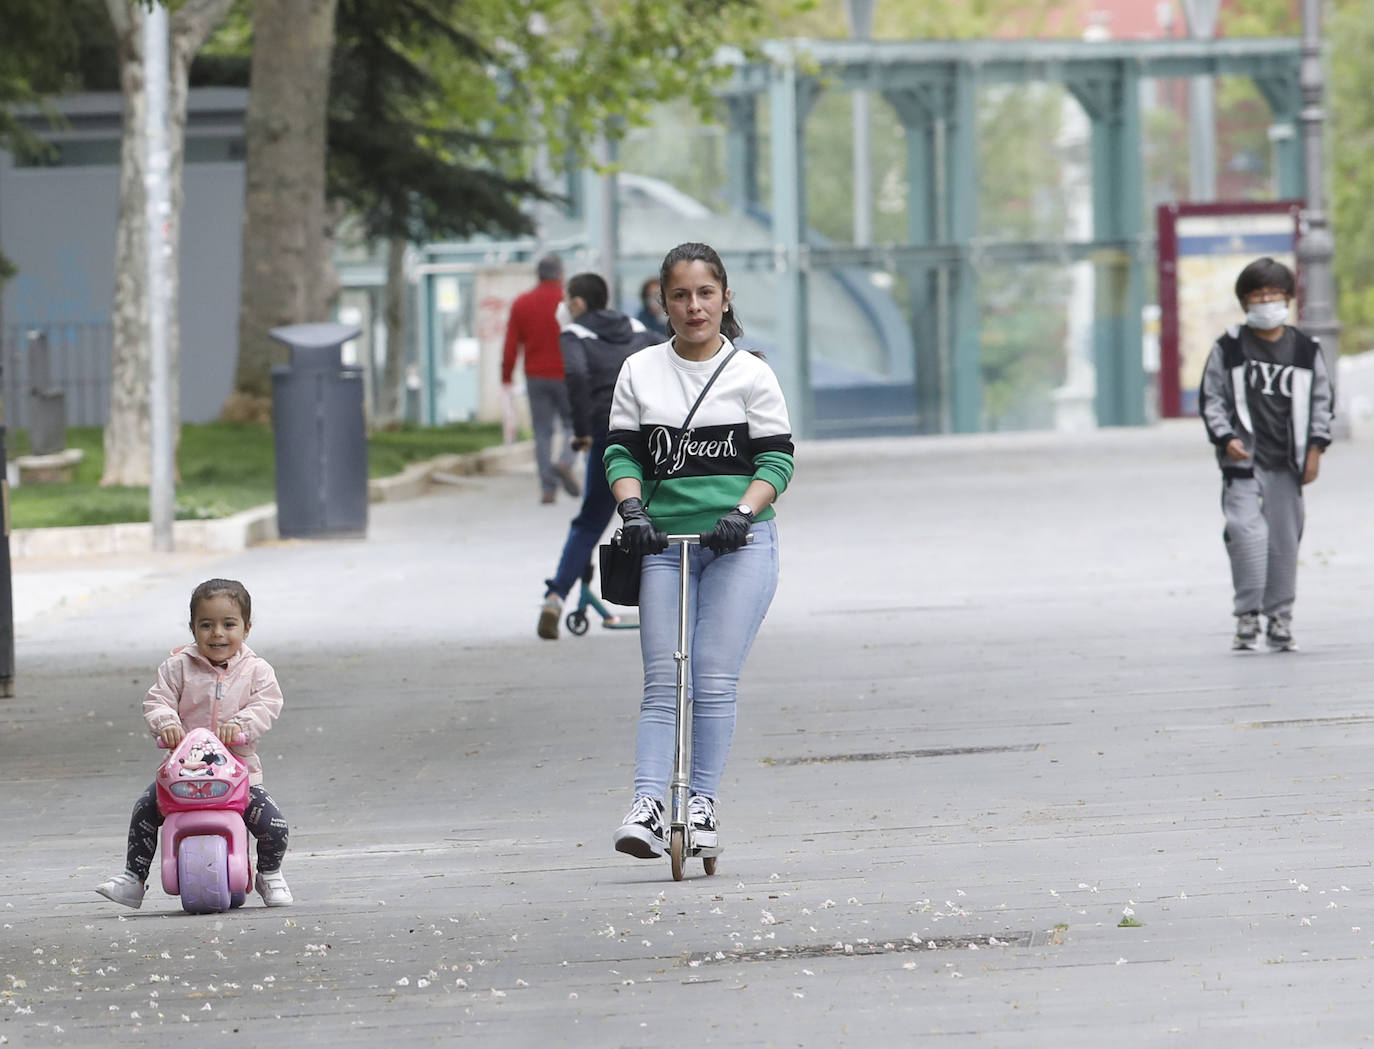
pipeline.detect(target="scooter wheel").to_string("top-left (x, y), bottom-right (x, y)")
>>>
top-left (230, 892), bottom-right (247, 909)
top-left (178, 835), bottom-right (232, 914)
top-left (670, 828), bottom-right (686, 882)
top-left (566, 611), bottom-right (589, 636)
top-left (703, 856), bottom-right (718, 876)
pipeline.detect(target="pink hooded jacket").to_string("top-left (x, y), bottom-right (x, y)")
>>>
top-left (142, 642), bottom-right (284, 785)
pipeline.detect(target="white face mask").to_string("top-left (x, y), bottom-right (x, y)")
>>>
top-left (1245, 300), bottom-right (1289, 330)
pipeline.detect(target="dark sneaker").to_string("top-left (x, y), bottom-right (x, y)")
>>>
top-left (1232, 611), bottom-right (1261, 651)
top-left (688, 794), bottom-right (720, 852)
top-left (1266, 615), bottom-right (1296, 651)
top-left (537, 593), bottom-right (561, 640)
top-left (613, 795), bottom-right (665, 858)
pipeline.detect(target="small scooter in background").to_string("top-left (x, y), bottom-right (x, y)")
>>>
top-left (155, 727), bottom-right (251, 913)
top-left (565, 564), bottom-right (639, 636)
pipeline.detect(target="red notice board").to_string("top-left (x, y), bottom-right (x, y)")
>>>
top-left (1157, 201), bottom-right (1304, 418)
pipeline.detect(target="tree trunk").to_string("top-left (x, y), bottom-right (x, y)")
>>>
top-left (230, 0), bottom-right (339, 408)
top-left (101, 0), bottom-right (233, 487)
top-left (377, 231), bottom-right (407, 427)
top-left (101, 0), bottom-right (150, 487)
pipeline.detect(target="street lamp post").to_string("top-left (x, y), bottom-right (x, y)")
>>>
top-left (846, 0), bottom-right (876, 246)
top-left (1181, 0), bottom-right (1221, 201)
top-left (1295, 0), bottom-right (1340, 409)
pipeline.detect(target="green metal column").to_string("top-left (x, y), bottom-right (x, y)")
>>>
top-left (1070, 62), bottom-right (1145, 427)
top-left (724, 95), bottom-right (760, 214)
top-left (768, 54), bottom-right (812, 438)
top-left (884, 84), bottom-right (943, 433)
top-left (945, 64), bottom-right (981, 433)
top-left (1254, 71), bottom-right (1305, 200)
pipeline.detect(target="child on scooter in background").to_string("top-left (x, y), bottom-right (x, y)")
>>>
top-left (95, 578), bottom-right (293, 908)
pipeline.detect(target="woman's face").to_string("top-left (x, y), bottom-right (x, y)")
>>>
top-left (663, 260), bottom-right (729, 354)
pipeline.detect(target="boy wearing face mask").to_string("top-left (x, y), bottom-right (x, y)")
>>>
top-left (1199, 256), bottom-right (1334, 652)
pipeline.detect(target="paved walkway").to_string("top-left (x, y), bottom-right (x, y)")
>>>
top-left (3, 420), bottom-right (1373, 1047)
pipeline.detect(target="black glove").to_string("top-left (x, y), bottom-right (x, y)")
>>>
top-left (705, 507), bottom-right (752, 554)
top-left (617, 497), bottom-right (667, 555)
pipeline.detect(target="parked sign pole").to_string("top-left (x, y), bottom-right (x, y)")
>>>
top-left (0, 363), bottom-right (13, 697)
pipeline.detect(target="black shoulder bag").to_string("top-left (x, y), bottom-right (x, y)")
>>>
top-left (599, 347), bottom-right (740, 606)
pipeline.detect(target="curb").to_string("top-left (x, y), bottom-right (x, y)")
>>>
top-left (9, 440), bottom-right (533, 561)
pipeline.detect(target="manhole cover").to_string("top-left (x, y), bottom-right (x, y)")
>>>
top-left (767, 743), bottom-right (1040, 766)
top-left (683, 931), bottom-right (1036, 967)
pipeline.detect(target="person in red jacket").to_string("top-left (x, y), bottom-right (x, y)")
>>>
top-left (503, 254), bottom-right (580, 503)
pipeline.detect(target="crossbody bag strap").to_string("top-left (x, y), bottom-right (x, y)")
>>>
top-left (643, 346), bottom-right (739, 512)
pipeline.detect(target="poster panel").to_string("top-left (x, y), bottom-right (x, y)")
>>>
top-left (1157, 202), bottom-right (1302, 418)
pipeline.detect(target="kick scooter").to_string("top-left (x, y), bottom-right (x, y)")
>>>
top-left (662, 532), bottom-right (752, 881)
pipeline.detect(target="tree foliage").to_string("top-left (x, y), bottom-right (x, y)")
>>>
top-left (1220, 0), bottom-right (1372, 354)
top-left (0, 0), bottom-right (104, 279)
top-left (1328, 0), bottom-right (1374, 354)
top-left (328, 0), bottom-right (547, 245)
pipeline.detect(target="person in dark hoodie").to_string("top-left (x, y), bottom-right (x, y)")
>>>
top-left (538, 272), bottom-right (661, 639)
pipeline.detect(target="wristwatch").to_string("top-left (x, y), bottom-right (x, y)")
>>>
top-left (735, 503), bottom-right (754, 518)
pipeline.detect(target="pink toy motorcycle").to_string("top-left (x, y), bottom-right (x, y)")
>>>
top-left (156, 727), bottom-right (252, 913)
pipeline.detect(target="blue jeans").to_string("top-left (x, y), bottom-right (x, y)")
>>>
top-left (632, 519), bottom-right (779, 801)
top-left (546, 432), bottom-right (616, 600)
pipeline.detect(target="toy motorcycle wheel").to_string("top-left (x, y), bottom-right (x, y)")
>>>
top-left (179, 835), bottom-right (232, 914)
top-left (565, 611), bottom-right (589, 636)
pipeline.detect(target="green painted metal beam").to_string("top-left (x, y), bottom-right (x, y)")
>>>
top-left (721, 37), bottom-right (1302, 95)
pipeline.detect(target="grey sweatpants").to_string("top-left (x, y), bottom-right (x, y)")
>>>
top-left (526, 376), bottom-right (575, 497)
top-left (1221, 464), bottom-right (1304, 619)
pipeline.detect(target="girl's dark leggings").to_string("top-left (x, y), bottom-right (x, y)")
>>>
top-left (125, 782), bottom-right (289, 882)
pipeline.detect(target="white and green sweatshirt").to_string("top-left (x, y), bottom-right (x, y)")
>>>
top-left (604, 339), bottom-right (795, 535)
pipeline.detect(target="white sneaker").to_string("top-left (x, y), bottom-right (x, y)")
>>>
top-left (255, 868), bottom-right (293, 907)
top-left (537, 593), bottom-right (562, 640)
top-left (95, 870), bottom-right (146, 909)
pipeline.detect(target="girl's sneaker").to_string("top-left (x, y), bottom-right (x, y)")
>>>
top-left (95, 870), bottom-right (146, 909)
top-left (688, 794), bottom-right (719, 852)
top-left (255, 868), bottom-right (294, 907)
top-left (612, 795), bottom-right (665, 858)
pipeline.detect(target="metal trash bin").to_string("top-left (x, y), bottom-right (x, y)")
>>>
top-left (269, 322), bottom-right (367, 539)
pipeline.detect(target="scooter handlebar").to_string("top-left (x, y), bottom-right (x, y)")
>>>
top-left (157, 732), bottom-right (248, 748)
top-left (663, 533), bottom-right (755, 545)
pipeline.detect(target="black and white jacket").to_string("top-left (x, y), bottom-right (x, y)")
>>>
top-left (1198, 324), bottom-right (1334, 479)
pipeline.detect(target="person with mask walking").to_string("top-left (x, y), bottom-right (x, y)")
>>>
top-left (1199, 256), bottom-right (1334, 652)
top-left (538, 272), bottom-right (659, 639)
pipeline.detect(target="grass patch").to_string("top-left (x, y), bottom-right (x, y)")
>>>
top-left (8, 421), bottom-right (505, 530)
